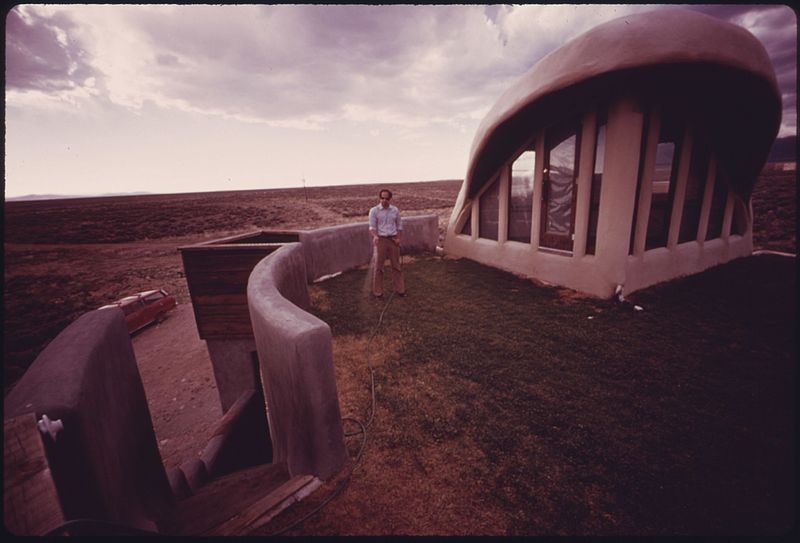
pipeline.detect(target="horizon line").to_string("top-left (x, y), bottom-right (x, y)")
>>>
top-left (4, 178), bottom-right (465, 202)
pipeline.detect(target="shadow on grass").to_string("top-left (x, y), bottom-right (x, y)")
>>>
top-left (311, 254), bottom-right (795, 535)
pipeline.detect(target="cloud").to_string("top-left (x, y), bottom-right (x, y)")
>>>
top-left (110, 5), bottom-right (527, 128)
top-left (740, 5), bottom-right (797, 127)
top-left (155, 52), bottom-right (181, 67)
top-left (5, 6), bottom-right (97, 93)
top-left (686, 4), bottom-right (797, 135)
top-left (6, 4), bottom-right (796, 136)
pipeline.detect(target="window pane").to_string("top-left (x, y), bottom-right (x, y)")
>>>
top-left (645, 117), bottom-right (681, 249)
top-left (122, 301), bottom-right (143, 315)
top-left (706, 168), bottom-right (729, 240)
top-left (143, 292), bottom-right (164, 304)
top-left (478, 177), bottom-right (500, 240)
top-left (653, 143), bottom-right (675, 190)
top-left (731, 197), bottom-right (747, 235)
top-left (586, 117), bottom-right (606, 255)
top-left (630, 112), bottom-right (652, 255)
top-left (678, 139), bottom-right (709, 243)
top-left (508, 149), bottom-right (535, 243)
top-left (459, 209), bottom-right (471, 236)
top-left (546, 132), bottom-right (576, 236)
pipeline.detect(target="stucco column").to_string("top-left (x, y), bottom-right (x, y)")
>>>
top-left (497, 168), bottom-right (509, 244)
top-left (593, 96), bottom-right (646, 294)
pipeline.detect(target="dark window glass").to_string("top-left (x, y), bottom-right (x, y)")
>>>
top-left (586, 115), bottom-right (606, 255)
top-left (630, 111), bottom-right (652, 255)
top-left (143, 292), bottom-right (165, 304)
top-left (706, 168), bottom-right (729, 240)
top-left (678, 138), bottom-right (710, 243)
top-left (645, 116), bottom-right (682, 250)
top-left (731, 196), bottom-right (747, 236)
top-left (459, 209), bottom-right (471, 236)
top-left (122, 301), bottom-right (143, 315)
top-left (478, 177), bottom-right (500, 240)
top-left (508, 149), bottom-right (535, 243)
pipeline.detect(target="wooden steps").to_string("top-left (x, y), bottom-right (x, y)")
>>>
top-left (209, 473), bottom-right (321, 535)
top-left (160, 462), bottom-right (321, 536)
top-left (3, 414), bottom-right (65, 536)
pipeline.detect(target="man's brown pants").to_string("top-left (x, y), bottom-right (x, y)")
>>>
top-left (373, 237), bottom-right (405, 296)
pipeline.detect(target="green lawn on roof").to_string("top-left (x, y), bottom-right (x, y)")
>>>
top-left (305, 253), bottom-right (795, 535)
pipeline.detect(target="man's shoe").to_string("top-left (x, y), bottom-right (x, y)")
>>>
top-left (373, 293), bottom-right (384, 299)
top-left (396, 292), bottom-right (406, 297)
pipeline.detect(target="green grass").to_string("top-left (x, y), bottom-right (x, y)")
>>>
top-left (311, 254), bottom-right (795, 535)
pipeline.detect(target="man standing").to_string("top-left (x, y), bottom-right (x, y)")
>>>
top-left (368, 189), bottom-right (406, 298)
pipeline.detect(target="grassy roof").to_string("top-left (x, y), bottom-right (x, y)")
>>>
top-left (273, 253), bottom-right (796, 535)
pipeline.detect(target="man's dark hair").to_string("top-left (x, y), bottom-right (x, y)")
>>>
top-left (379, 189), bottom-right (393, 199)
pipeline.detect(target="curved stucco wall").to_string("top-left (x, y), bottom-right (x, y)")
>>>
top-left (299, 214), bottom-right (439, 282)
top-left (247, 215), bottom-right (439, 479)
top-left (247, 243), bottom-right (348, 480)
top-left (444, 8), bottom-right (780, 298)
top-left (459, 7), bottom-right (780, 205)
top-left (2, 214), bottom-right (440, 529)
top-left (4, 308), bottom-right (172, 531)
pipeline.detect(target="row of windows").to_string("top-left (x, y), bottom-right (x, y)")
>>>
top-left (460, 106), bottom-right (746, 256)
top-left (461, 114), bottom-right (605, 255)
top-left (631, 107), bottom-right (745, 253)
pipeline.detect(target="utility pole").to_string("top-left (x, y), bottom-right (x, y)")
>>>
top-left (302, 174), bottom-right (308, 203)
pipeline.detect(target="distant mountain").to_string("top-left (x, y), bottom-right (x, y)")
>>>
top-left (5, 194), bottom-right (71, 201)
top-left (767, 135), bottom-right (796, 163)
top-left (6, 191), bottom-right (152, 202)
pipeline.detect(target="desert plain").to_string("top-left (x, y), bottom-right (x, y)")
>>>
top-left (3, 171), bottom-right (795, 535)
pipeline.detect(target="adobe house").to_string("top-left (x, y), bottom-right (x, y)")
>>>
top-left (444, 8), bottom-right (781, 298)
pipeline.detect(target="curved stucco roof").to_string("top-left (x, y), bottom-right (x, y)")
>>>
top-left (464, 8), bottom-right (781, 199)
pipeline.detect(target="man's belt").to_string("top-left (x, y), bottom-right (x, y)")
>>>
top-left (379, 235), bottom-right (397, 238)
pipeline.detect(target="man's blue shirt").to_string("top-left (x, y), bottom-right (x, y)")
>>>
top-left (369, 204), bottom-right (402, 236)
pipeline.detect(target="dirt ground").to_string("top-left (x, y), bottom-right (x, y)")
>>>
top-left (130, 303), bottom-right (222, 470)
top-left (3, 179), bottom-right (460, 476)
top-left (3, 172), bottom-right (795, 534)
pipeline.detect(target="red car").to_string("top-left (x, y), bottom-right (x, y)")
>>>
top-left (99, 289), bottom-right (177, 334)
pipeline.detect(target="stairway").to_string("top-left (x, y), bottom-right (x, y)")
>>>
top-left (160, 462), bottom-right (320, 536)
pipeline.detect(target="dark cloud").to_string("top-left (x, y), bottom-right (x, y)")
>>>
top-left (484, 4), bottom-right (504, 25)
top-left (6, 5), bottom-right (795, 135)
top-left (133, 4), bottom-right (800, 132)
top-left (5, 7), bottom-right (96, 92)
top-left (688, 4), bottom-right (763, 21)
top-left (685, 4), bottom-right (796, 132)
top-left (272, 4), bottom-right (449, 69)
top-left (121, 5), bottom-right (491, 124)
top-left (155, 52), bottom-right (181, 67)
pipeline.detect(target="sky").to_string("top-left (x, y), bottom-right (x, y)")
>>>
top-left (4, 4), bottom-right (797, 199)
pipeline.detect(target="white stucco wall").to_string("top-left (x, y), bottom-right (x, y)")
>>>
top-left (444, 8), bottom-right (779, 298)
